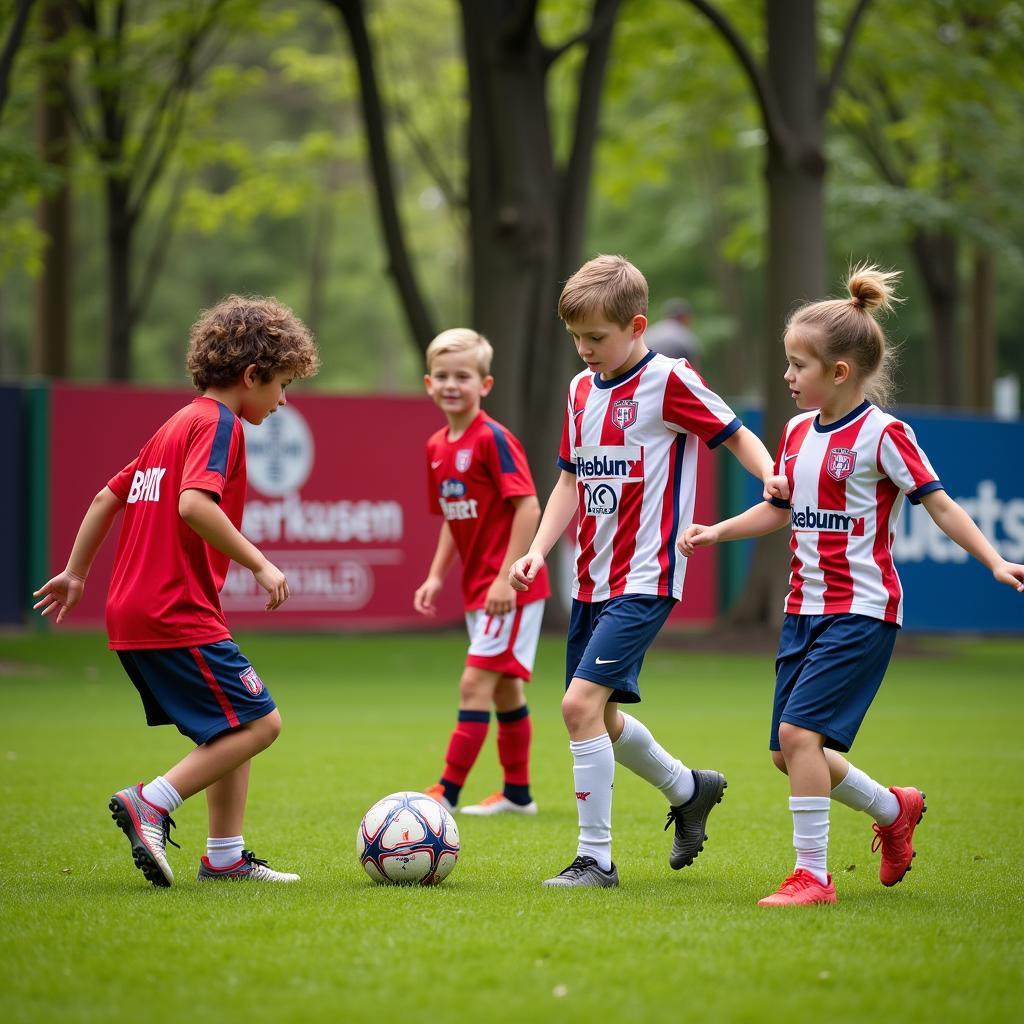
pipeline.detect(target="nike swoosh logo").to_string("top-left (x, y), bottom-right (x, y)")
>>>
top-left (784, 453), bottom-right (799, 462)
top-left (431, 460), bottom-right (443, 469)
top-left (595, 657), bottom-right (619, 665)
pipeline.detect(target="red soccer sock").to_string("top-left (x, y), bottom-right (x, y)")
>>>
top-left (442, 710), bottom-right (490, 788)
top-left (497, 705), bottom-right (532, 789)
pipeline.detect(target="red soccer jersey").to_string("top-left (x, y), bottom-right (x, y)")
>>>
top-left (105, 397), bottom-right (246, 649)
top-left (426, 411), bottom-right (550, 610)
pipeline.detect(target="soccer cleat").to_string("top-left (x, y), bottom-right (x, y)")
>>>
top-left (542, 856), bottom-right (618, 888)
top-left (665, 769), bottom-right (727, 869)
top-left (197, 849), bottom-right (300, 883)
top-left (461, 793), bottom-right (538, 816)
top-left (108, 783), bottom-right (179, 887)
top-left (757, 869), bottom-right (837, 906)
top-left (424, 784), bottom-right (454, 813)
top-left (871, 786), bottom-right (926, 886)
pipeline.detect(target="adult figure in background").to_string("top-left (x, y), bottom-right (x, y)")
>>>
top-left (645, 297), bottom-right (700, 365)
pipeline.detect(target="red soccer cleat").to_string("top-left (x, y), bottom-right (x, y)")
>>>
top-left (757, 869), bottom-right (837, 907)
top-left (872, 786), bottom-right (926, 886)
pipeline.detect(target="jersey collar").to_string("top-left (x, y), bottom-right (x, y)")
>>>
top-left (592, 350), bottom-right (657, 390)
top-left (813, 399), bottom-right (872, 434)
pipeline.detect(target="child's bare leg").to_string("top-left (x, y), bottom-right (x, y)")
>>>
top-left (493, 675), bottom-right (525, 712)
top-left (778, 722), bottom-right (831, 884)
top-left (205, 761), bottom-right (251, 838)
top-left (164, 709), bottom-right (282, 801)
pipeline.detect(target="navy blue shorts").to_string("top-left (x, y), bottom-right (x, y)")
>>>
top-left (117, 639), bottom-right (277, 745)
top-left (565, 595), bottom-right (677, 704)
top-left (770, 613), bottom-right (897, 753)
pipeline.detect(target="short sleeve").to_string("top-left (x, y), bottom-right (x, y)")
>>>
top-left (557, 396), bottom-right (576, 473)
top-left (877, 421), bottom-right (944, 504)
top-left (107, 457), bottom-right (140, 501)
top-left (180, 404), bottom-right (239, 502)
top-left (663, 363), bottom-right (741, 447)
top-left (483, 422), bottom-right (538, 499)
top-left (769, 428), bottom-right (792, 510)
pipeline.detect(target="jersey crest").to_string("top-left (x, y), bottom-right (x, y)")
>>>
top-left (455, 448), bottom-right (473, 472)
top-left (826, 446), bottom-right (857, 481)
top-left (610, 399), bottom-right (638, 430)
top-left (239, 666), bottom-right (264, 696)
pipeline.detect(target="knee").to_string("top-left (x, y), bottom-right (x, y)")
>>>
top-left (561, 692), bottom-right (590, 734)
top-left (251, 709), bottom-right (282, 750)
top-left (770, 750), bottom-right (789, 775)
top-left (778, 722), bottom-right (816, 758)
top-left (458, 668), bottom-right (490, 706)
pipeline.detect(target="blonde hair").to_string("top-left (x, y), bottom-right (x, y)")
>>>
top-left (187, 295), bottom-right (319, 390)
top-left (425, 328), bottom-right (494, 376)
top-left (558, 254), bottom-right (648, 327)
top-left (787, 263), bottom-right (902, 407)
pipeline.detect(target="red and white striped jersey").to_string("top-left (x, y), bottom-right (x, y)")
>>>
top-left (558, 351), bottom-right (741, 602)
top-left (771, 400), bottom-right (943, 625)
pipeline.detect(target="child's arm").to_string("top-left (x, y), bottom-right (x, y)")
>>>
top-left (722, 426), bottom-right (790, 502)
top-left (414, 522), bottom-right (458, 616)
top-left (33, 486), bottom-right (124, 623)
top-left (678, 501), bottom-right (790, 557)
top-left (484, 494), bottom-right (542, 614)
top-left (921, 490), bottom-right (1024, 591)
top-left (178, 488), bottom-right (290, 610)
top-left (509, 471), bottom-right (579, 591)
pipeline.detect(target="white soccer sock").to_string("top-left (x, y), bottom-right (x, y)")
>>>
top-left (831, 764), bottom-right (899, 826)
top-left (206, 835), bottom-right (244, 869)
top-left (612, 713), bottom-right (695, 806)
top-left (570, 734), bottom-right (614, 872)
top-left (790, 796), bottom-right (830, 885)
top-left (141, 775), bottom-right (182, 813)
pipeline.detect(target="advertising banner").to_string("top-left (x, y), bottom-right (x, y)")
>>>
top-left (47, 384), bottom-right (720, 632)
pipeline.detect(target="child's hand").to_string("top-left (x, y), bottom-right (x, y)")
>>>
top-left (32, 570), bottom-right (86, 625)
top-left (485, 577), bottom-right (516, 616)
top-left (678, 524), bottom-right (720, 557)
top-left (509, 552), bottom-right (544, 592)
top-left (414, 577), bottom-right (443, 616)
top-left (253, 560), bottom-right (290, 610)
top-left (764, 473), bottom-right (790, 502)
top-left (993, 560), bottom-right (1024, 592)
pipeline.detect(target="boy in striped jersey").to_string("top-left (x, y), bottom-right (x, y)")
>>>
top-left (681, 265), bottom-right (1024, 906)
top-left (510, 254), bottom-right (783, 887)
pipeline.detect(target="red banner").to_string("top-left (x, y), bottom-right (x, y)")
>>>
top-left (48, 384), bottom-right (717, 632)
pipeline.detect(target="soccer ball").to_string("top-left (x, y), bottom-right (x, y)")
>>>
top-left (356, 791), bottom-right (460, 885)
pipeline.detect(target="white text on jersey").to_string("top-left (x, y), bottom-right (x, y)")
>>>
top-left (126, 467), bottom-right (167, 504)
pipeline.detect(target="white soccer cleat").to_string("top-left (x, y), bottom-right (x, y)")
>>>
top-left (461, 793), bottom-right (538, 816)
top-left (197, 850), bottom-right (299, 882)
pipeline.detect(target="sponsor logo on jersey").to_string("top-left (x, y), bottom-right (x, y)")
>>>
top-left (440, 478), bottom-right (466, 499)
top-left (440, 497), bottom-right (479, 521)
top-left (582, 482), bottom-right (618, 516)
top-left (126, 467), bottom-right (167, 504)
top-left (455, 448), bottom-right (473, 472)
top-left (826, 446), bottom-right (857, 481)
top-left (792, 506), bottom-right (866, 535)
top-left (239, 666), bottom-right (264, 695)
top-left (610, 399), bottom-right (638, 430)
top-left (575, 445), bottom-right (643, 482)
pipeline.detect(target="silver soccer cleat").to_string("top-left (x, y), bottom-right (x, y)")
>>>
top-left (542, 855), bottom-right (619, 888)
top-left (109, 784), bottom-right (179, 887)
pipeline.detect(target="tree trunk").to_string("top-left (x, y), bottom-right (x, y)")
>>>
top-left (967, 246), bottom-right (995, 412)
top-left (728, 0), bottom-right (827, 628)
top-left (32, 0), bottom-right (72, 378)
top-left (910, 230), bottom-right (960, 407)
top-left (105, 178), bottom-right (134, 380)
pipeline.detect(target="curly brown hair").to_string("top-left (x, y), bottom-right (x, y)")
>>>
top-left (186, 295), bottom-right (320, 391)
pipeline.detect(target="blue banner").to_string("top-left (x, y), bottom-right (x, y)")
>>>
top-left (0, 385), bottom-right (25, 625)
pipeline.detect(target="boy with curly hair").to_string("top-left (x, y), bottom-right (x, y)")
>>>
top-left (34, 296), bottom-right (319, 887)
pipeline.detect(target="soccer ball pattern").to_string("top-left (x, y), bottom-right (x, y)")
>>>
top-left (357, 791), bottom-right (460, 885)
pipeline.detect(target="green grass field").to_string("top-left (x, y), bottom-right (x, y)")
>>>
top-left (1, 630), bottom-right (1022, 1024)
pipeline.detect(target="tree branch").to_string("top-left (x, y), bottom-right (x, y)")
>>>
top-left (326, 0), bottom-right (436, 350)
top-left (0, 0), bottom-right (35, 122)
top-left (544, 0), bottom-right (619, 69)
top-left (128, 169), bottom-right (187, 329)
top-left (683, 0), bottom-right (794, 153)
top-left (391, 100), bottom-right (465, 210)
top-left (820, 0), bottom-right (872, 112)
